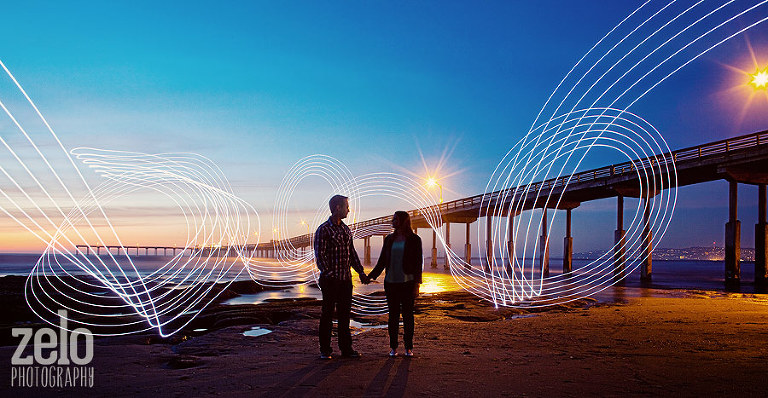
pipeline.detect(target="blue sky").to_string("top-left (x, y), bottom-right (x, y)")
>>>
top-left (1, 1), bottom-right (767, 252)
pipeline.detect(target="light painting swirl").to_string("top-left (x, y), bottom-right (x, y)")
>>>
top-left (1, 1), bottom-right (767, 334)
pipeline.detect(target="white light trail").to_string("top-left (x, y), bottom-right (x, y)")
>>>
top-left (1, 0), bottom-right (766, 334)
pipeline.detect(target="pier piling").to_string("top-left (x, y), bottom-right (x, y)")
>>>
top-left (563, 208), bottom-right (572, 275)
top-left (756, 184), bottom-right (767, 284)
top-left (485, 214), bottom-right (492, 273)
top-left (506, 213), bottom-right (514, 276)
top-left (465, 222), bottom-right (472, 268)
top-left (641, 197), bottom-right (652, 282)
top-left (431, 230), bottom-right (438, 268)
top-left (444, 222), bottom-right (451, 270)
top-left (725, 181), bottom-right (741, 284)
top-left (540, 209), bottom-right (549, 277)
top-left (614, 195), bottom-right (626, 283)
top-left (363, 237), bottom-right (371, 265)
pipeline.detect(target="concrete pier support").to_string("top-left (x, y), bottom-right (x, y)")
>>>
top-left (485, 215), bottom-right (492, 273)
top-left (444, 222), bottom-right (451, 269)
top-left (363, 237), bottom-right (371, 265)
top-left (641, 197), bottom-right (652, 282)
top-left (563, 208), bottom-right (572, 275)
top-left (464, 222), bottom-right (472, 268)
top-left (506, 213), bottom-right (514, 276)
top-left (431, 230), bottom-right (438, 268)
top-left (539, 209), bottom-right (549, 277)
top-left (755, 184), bottom-right (767, 284)
top-left (725, 181), bottom-right (741, 284)
top-left (614, 195), bottom-right (627, 283)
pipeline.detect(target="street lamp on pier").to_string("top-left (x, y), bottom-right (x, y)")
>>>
top-left (426, 177), bottom-right (443, 204)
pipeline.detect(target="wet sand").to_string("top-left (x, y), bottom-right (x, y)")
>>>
top-left (1, 279), bottom-right (767, 397)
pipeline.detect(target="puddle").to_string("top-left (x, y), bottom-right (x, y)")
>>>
top-left (243, 326), bottom-right (272, 337)
top-left (226, 284), bottom-right (322, 305)
top-left (346, 320), bottom-right (399, 336)
top-left (506, 314), bottom-right (537, 320)
top-left (350, 320), bottom-right (389, 329)
top-left (224, 271), bottom-right (463, 306)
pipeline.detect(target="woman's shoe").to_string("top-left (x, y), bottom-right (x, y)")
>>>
top-left (404, 349), bottom-right (413, 357)
top-left (388, 349), bottom-right (397, 357)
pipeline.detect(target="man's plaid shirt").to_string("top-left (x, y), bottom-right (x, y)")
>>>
top-left (314, 217), bottom-right (365, 280)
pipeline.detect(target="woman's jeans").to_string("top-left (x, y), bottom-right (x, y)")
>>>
top-left (384, 281), bottom-right (416, 350)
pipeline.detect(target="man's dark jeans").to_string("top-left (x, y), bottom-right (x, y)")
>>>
top-left (384, 281), bottom-right (415, 350)
top-left (319, 276), bottom-right (354, 355)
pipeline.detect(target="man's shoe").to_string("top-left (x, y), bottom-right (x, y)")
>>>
top-left (319, 353), bottom-right (333, 360)
top-left (388, 349), bottom-right (397, 357)
top-left (341, 350), bottom-right (361, 358)
top-left (404, 349), bottom-right (414, 357)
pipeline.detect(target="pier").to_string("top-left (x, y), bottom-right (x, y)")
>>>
top-left (75, 245), bottom-right (199, 256)
top-left (264, 129), bottom-right (768, 286)
top-left (78, 129), bottom-right (768, 287)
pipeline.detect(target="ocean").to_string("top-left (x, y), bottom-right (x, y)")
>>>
top-left (0, 253), bottom-right (761, 297)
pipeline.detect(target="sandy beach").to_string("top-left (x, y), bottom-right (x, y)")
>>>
top-left (1, 276), bottom-right (766, 397)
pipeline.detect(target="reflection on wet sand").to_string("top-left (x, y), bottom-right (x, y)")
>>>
top-left (225, 269), bottom-right (464, 306)
top-left (355, 270), bottom-right (462, 295)
top-left (228, 259), bottom-right (763, 307)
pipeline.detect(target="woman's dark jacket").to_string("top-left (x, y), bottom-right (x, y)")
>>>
top-left (369, 233), bottom-right (423, 284)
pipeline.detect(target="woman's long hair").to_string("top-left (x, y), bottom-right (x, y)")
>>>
top-left (393, 211), bottom-right (413, 235)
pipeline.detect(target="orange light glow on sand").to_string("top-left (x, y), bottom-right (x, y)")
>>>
top-left (418, 273), bottom-right (460, 294)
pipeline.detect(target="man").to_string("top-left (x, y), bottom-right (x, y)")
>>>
top-left (314, 194), bottom-right (370, 359)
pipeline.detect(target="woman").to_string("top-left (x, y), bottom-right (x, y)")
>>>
top-left (368, 211), bottom-right (423, 357)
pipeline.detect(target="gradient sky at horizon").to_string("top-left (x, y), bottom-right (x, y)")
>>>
top-left (1, 1), bottom-right (767, 253)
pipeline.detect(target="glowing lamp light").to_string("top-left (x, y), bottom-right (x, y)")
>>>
top-left (424, 177), bottom-right (443, 204)
top-left (750, 67), bottom-right (768, 90)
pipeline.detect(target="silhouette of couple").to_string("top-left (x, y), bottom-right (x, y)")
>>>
top-left (314, 195), bottom-right (422, 359)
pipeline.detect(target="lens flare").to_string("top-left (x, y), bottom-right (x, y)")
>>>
top-left (751, 67), bottom-right (768, 90)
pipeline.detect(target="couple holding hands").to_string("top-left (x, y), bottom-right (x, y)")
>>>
top-left (314, 195), bottom-right (423, 359)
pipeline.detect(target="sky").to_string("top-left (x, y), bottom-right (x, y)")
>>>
top-left (1, 1), bottom-right (767, 254)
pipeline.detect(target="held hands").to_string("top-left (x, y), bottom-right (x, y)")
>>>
top-left (359, 272), bottom-right (371, 285)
